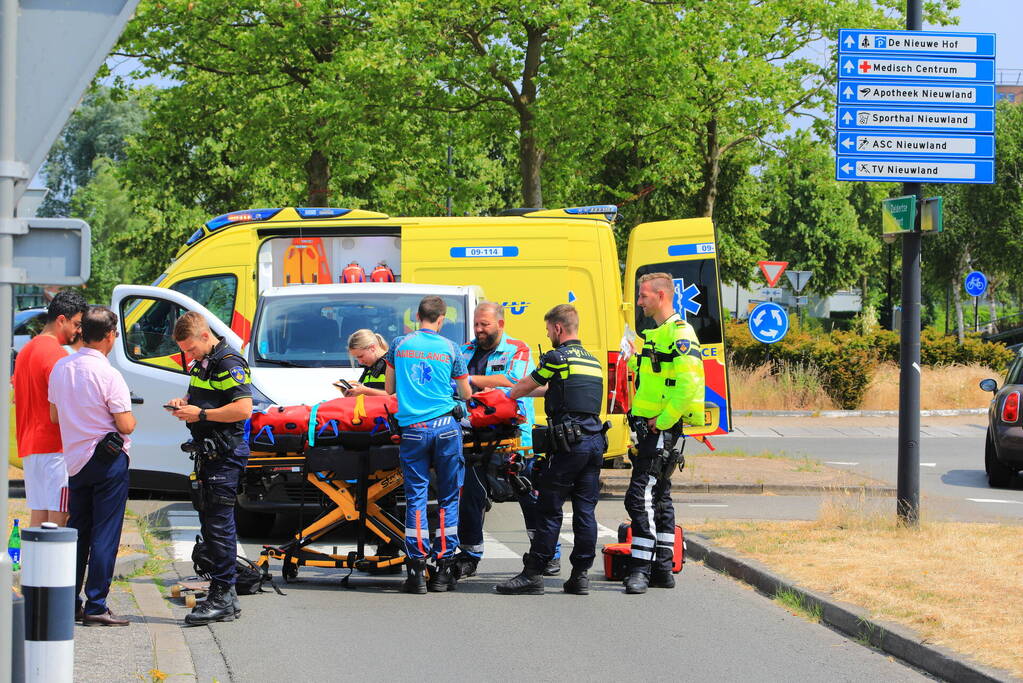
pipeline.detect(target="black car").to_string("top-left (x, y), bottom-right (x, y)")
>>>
top-left (980, 355), bottom-right (1023, 487)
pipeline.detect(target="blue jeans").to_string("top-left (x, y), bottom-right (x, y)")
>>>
top-left (458, 456), bottom-right (561, 561)
top-left (69, 447), bottom-right (129, 616)
top-left (399, 415), bottom-right (464, 560)
top-left (525, 433), bottom-right (604, 571)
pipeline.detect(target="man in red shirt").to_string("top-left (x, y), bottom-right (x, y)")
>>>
top-left (12, 289), bottom-right (88, 527)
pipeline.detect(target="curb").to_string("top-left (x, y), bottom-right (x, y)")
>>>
top-left (686, 533), bottom-right (1014, 683)
top-left (113, 552), bottom-right (150, 580)
top-left (733, 408), bottom-right (986, 418)
top-left (599, 480), bottom-right (896, 497)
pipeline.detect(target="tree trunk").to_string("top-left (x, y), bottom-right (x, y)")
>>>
top-left (304, 149), bottom-right (330, 205)
top-left (953, 276), bottom-right (965, 343)
top-left (987, 278), bottom-right (999, 333)
top-left (698, 118), bottom-right (721, 218)
top-left (519, 110), bottom-right (543, 208)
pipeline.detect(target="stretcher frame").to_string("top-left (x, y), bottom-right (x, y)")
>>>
top-left (252, 427), bottom-right (522, 585)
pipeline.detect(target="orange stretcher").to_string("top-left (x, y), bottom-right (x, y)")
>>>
top-left (252, 427), bottom-right (522, 586)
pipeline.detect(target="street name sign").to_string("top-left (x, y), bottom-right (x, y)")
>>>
top-left (836, 28), bottom-right (995, 186)
top-left (882, 195), bottom-right (917, 235)
top-left (837, 157), bottom-right (994, 184)
top-left (748, 302), bottom-right (789, 344)
top-left (965, 271), bottom-right (987, 297)
top-left (837, 106), bottom-right (994, 134)
top-left (838, 29), bottom-right (996, 58)
top-left (838, 56), bottom-right (995, 83)
top-left (757, 261), bottom-right (788, 287)
top-left (837, 132), bottom-right (994, 158)
top-left (837, 80), bottom-right (995, 107)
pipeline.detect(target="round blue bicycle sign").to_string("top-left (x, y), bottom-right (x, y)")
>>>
top-left (748, 302), bottom-right (789, 344)
top-left (964, 271), bottom-right (987, 298)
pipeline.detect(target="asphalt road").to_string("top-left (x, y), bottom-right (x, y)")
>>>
top-left (161, 501), bottom-right (929, 682)
top-left (715, 432), bottom-right (1023, 523)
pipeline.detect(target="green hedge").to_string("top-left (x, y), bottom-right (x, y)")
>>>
top-left (725, 322), bottom-right (1013, 410)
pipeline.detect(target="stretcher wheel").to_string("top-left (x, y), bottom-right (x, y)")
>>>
top-left (184, 595), bottom-right (197, 609)
top-left (282, 562), bottom-right (299, 581)
top-left (170, 585), bottom-right (182, 598)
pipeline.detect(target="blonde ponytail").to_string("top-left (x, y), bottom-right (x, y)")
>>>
top-left (348, 328), bottom-right (388, 352)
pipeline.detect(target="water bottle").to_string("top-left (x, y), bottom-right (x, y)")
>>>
top-left (7, 518), bottom-right (21, 571)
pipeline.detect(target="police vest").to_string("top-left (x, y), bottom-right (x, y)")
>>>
top-left (530, 339), bottom-right (603, 424)
top-left (629, 313), bottom-right (705, 430)
top-left (186, 339), bottom-right (252, 456)
top-left (359, 356), bottom-right (387, 390)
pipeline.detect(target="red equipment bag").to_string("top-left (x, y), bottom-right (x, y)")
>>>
top-left (467, 391), bottom-right (524, 429)
top-left (602, 522), bottom-right (685, 580)
top-left (248, 405), bottom-right (312, 453)
top-left (340, 262), bottom-right (366, 283)
top-left (370, 263), bottom-right (396, 282)
top-left (309, 395), bottom-right (399, 448)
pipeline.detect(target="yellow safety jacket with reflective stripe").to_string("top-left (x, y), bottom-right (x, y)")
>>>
top-left (628, 313), bottom-right (705, 430)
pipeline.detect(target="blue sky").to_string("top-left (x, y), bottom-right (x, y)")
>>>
top-left (932, 1), bottom-right (1020, 75)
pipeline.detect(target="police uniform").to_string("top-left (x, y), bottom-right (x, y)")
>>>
top-left (625, 313), bottom-right (704, 585)
top-left (358, 356), bottom-right (387, 390)
top-left (497, 338), bottom-right (606, 594)
top-left (186, 339), bottom-right (252, 596)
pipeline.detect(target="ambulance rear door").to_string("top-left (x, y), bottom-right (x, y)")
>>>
top-left (623, 218), bottom-right (730, 435)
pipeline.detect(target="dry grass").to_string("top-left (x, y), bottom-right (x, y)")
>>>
top-left (691, 497), bottom-right (1023, 677)
top-left (728, 363), bottom-right (837, 411)
top-left (859, 362), bottom-right (994, 411)
top-left (729, 362), bottom-right (996, 411)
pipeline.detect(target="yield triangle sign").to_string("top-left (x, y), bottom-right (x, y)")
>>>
top-left (758, 261), bottom-right (789, 288)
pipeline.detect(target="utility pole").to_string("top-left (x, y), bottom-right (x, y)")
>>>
top-left (897, 0), bottom-right (922, 526)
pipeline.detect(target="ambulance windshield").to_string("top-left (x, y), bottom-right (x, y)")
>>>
top-left (252, 292), bottom-right (467, 368)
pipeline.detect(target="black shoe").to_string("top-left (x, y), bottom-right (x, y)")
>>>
top-left (401, 559), bottom-right (428, 594)
top-left (543, 557), bottom-right (561, 577)
top-left (624, 569), bottom-right (650, 595)
top-left (75, 605), bottom-right (84, 623)
top-left (649, 571), bottom-right (676, 589)
top-left (495, 569), bottom-right (544, 595)
top-left (184, 584), bottom-right (236, 625)
top-left (563, 569), bottom-right (590, 595)
top-left (452, 556), bottom-right (479, 580)
top-left (427, 560), bottom-right (457, 592)
top-left (230, 585), bottom-right (242, 615)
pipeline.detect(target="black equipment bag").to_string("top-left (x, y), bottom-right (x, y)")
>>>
top-left (191, 535), bottom-right (283, 595)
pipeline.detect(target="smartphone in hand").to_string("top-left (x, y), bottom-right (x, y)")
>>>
top-left (334, 379), bottom-right (353, 391)
top-left (162, 404), bottom-right (179, 412)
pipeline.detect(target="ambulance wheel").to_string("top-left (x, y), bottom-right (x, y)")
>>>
top-left (234, 507), bottom-right (276, 538)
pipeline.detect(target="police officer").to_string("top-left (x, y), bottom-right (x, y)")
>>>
top-left (452, 302), bottom-right (562, 579)
top-left (167, 312), bottom-right (252, 624)
top-left (624, 272), bottom-right (705, 594)
top-left (344, 329), bottom-right (389, 396)
top-left (496, 304), bottom-right (606, 595)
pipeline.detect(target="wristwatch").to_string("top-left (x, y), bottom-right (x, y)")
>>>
top-left (199, 408), bottom-right (208, 422)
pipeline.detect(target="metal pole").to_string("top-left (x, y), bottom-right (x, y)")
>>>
top-left (0, 0), bottom-right (18, 678)
top-left (974, 295), bottom-right (979, 332)
top-left (897, 0), bottom-right (922, 526)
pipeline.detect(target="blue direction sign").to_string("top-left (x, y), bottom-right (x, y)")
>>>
top-left (837, 80), bottom-right (995, 107)
top-left (837, 106), bottom-right (994, 134)
top-left (965, 271), bottom-right (988, 297)
top-left (839, 55), bottom-right (995, 83)
top-left (836, 157), bottom-right (994, 184)
top-left (837, 132), bottom-right (995, 159)
top-left (748, 302), bottom-right (789, 344)
top-left (839, 30), bottom-right (996, 58)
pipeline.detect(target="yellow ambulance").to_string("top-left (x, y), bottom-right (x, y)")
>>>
top-left (127, 204), bottom-right (731, 464)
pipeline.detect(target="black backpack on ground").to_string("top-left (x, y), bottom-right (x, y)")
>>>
top-left (191, 535), bottom-right (283, 596)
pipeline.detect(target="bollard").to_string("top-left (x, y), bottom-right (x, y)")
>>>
top-left (11, 591), bottom-right (24, 683)
top-left (21, 523), bottom-right (76, 683)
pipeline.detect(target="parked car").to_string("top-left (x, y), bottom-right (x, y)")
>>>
top-left (13, 307), bottom-right (46, 353)
top-left (980, 354), bottom-right (1023, 487)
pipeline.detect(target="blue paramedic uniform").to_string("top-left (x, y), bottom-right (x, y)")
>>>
top-left (386, 329), bottom-right (468, 561)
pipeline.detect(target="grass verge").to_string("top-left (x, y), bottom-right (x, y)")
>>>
top-left (691, 497), bottom-right (1023, 677)
top-left (774, 588), bottom-right (822, 623)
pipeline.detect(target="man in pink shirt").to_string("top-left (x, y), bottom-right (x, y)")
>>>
top-left (49, 306), bottom-right (136, 626)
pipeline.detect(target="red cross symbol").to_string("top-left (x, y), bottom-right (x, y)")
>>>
top-left (859, 60), bottom-right (872, 73)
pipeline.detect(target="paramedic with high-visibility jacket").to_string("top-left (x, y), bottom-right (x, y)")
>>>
top-left (624, 272), bottom-right (705, 595)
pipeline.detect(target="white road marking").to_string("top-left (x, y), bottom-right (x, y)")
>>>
top-left (920, 462), bottom-right (937, 467)
top-left (166, 509), bottom-right (246, 560)
top-left (596, 523), bottom-right (620, 539)
top-left (482, 531), bottom-right (523, 558)
top-left (825, 461), bottom-right (860, 466)
top-left (688, 504), bottom-right (729, 508)
top-left (966, 498), bottom-right (1023, 505)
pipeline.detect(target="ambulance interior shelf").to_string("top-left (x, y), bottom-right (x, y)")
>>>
top-left (258, 235), bottom-right (402, 289)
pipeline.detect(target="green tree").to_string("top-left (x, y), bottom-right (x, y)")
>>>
top-left (39, 87), bottom-right (149, 217)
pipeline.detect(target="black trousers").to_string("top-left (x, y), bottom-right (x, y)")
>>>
top-left (624, 429), bottom-right (677, 574)
top-left (525, 433), bottom-right (605, 571)
top-left (197, 460), bottom-right (242, 587)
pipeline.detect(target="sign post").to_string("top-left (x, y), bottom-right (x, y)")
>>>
top-left (836, 7), bottom-right (995, 526)
top-left (965, 270), bottom-right (987, 332)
